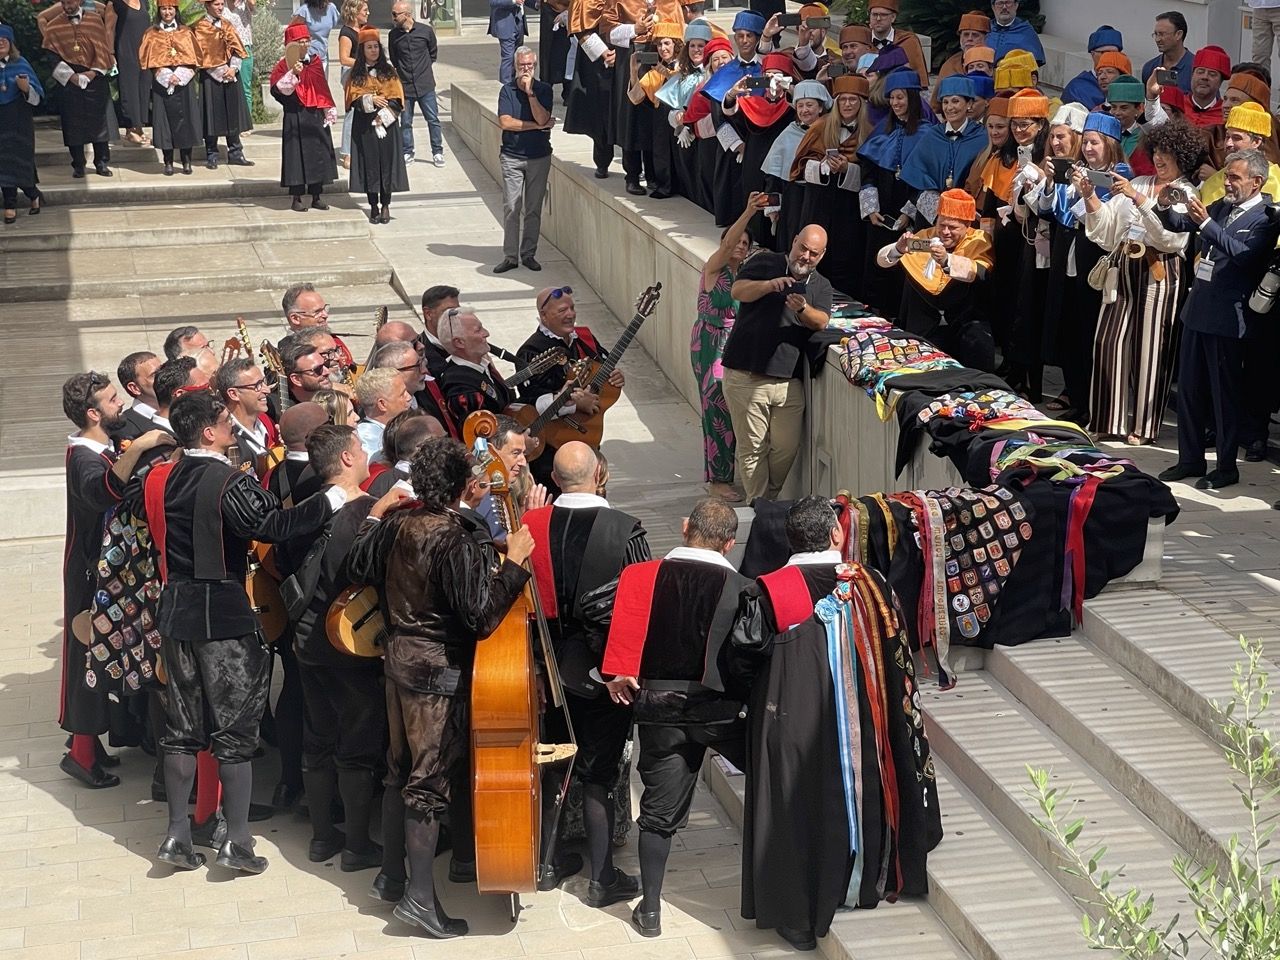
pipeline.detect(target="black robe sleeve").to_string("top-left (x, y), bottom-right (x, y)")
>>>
top-left (435, 532), bottom-right (531, 638)
top-left (221, 472), bottom-right (332, 544)
top-left (346, 509), bottom-right (407, 586)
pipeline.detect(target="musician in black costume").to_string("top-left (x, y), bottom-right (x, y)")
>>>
top-left (599, 497), bottom-right (749, 938)
top-left (515, 286), bottom-right (625, 492)
top-left (113, 351), bottom-right (164, 445)
top-left (346, 437), bottom-right (532, 939)
top-left (419, 284), bottom-right (460, 380)
top-left (439, 307), bottom-right (514, 423)
top-left (265, 401), bottom-right (328, 506)
top-left (521, 441), bottom-right (650, 905)
top-left (366, 412), bottom-right (444, 496)
top-left (114, 390), bottom-right (343, 875)
top-left (289, 424), bottom-right (402, 871)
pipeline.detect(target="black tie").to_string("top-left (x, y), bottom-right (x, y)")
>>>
top-left (947, 130), bottom-right (961, 140)
top-left (874, 38), bottom-right (888, 49)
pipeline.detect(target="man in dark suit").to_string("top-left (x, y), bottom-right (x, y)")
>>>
top-left (1158, 148), bottom-right (1280, 490)
top-left (113, 350), bottom-right (164, 445)
top-left (488, 0), bottom-right (537, 85)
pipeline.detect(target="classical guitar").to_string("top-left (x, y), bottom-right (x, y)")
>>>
top-left (326, 583), bottom-right (387, 658)
top-left (518, 283), bottom-right (662, 455)
top-left (509, 377), bottom-right (583, 463)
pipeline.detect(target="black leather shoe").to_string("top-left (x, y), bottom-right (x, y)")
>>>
top-left (648, 190), bottom-right (673, 199)
top-left (493, 259), bottom-right (518, 274)
top-left (311, 197), bottom-right (330, 211)
top-left (585, 868), bottom-right (639, 907)
top-left (181, 159), bottom-right (193, 175)
top-left (370, 872), bottom-right (406, 902)
top-left (522, 256), bottom-right (542, 271)
top-left (632, 904), bottom-right (661, 937)
top-left (594, 168), bottom-right (609, 179)
top-left (95, 164), bottom-right (113, 177)
top-left (1195, 469), bottom-right (1239, 490)
top-left (249, 802), bottom-right (275, 822)
top-left (216, 839), bottom-right (268, 874)
top-left (272, 782), bottom-right (303, 812)
top-left (1157, 463), bottom-right (1205, 483)
top-left (341, 844), bottom-right (383, 872)
top-left (393, 894), bottom-right (468, 938)
top-left (309, 830), bottom-right (345, 862)
top-left (1244, 439), bottom-right (1267, 462)
top-left (228, 155), bottom-right (255, 166)
top-left (191, 814), bottom-right (228, 850)
top-left (291, 196), bottom-right (306, 212)
top-left (379, 204), bottom-right (391, 224)
top-left (448, 857), bottom-right (476, 883)
top-left (206, 157), bottom-right (219, 169)
top-left (157, 837), bottom-right (206, 871)
top-left (60, 754), bottom-right (120, 789)
top-left (164, 162), bottom-right (175, 176)
top-left (778, 925), bottom-right (817, 951)
top-left (28, 191), bottom-right (42, 215)
top-left (536, 852), bottom-right (582, 891)
top-left (72, 167), bottom-right (86, 178)
top-left (625, 180), bottom-right (646, 195)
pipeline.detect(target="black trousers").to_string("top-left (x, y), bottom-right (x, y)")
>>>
top-left (1240, 322), bottom-right (1279, 446)
top-left (298, 661), bottom-right (386, 773)
top-left (899, 288), bottom-right (996, 373)
top-left (636, 721), bottom-right (745, 837)
top-left (160, 632), bottom-right (270, 763)
top-left (544, 689), bottom-right (633, 786)
top-left (1175, 327), bottom-right (1244, 475)
top-left (69, 142), bottom-right (109, 169)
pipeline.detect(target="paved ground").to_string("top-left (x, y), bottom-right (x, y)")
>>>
top-left (2, 20), bottom-right (1279, 960)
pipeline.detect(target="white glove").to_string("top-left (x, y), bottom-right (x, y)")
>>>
top-left (676, 127), bottom-right (694, 149)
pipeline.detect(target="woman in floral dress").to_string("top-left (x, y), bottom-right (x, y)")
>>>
top-left (692, 192), bottom-right (767, 501)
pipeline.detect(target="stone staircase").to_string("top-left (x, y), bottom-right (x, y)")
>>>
top-left (1, 120), bottom-right (418, 539)
top-left (706, 583), bottom-right (1269, 960)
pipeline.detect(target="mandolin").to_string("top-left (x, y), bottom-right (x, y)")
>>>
top-left (514, 283), bottom-right (662, 456)
top-left (326, 583), bottom-right (387, 658)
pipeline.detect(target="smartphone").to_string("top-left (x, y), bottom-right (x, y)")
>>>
top-left (1050, 157), bottom-right (1074, 184)
top-left (742, 75), bottom-right (771, 91)
top-left (763, 192), bottom-right (782, 206)
top-left (907, 238), bottom-right (934, 253)
top-left (825, 148), bottom-right (843, 160)
top-left (788, 281), bottom-right (808, 298)
top-left (635, 51), bottom-right (661, 66)
top-left (776, 12), bottom-right (801, 26)
top-left (1154, 67), bottom-right (1177, 86)
top-left (1016, 144), bottom-right (1034, 168)
top-left (806, 15), bottom-right (831, 29)
top-left (1085, 167), bottom-right (1115, 190)
top-left (827, 62), bottom-right (848, 78)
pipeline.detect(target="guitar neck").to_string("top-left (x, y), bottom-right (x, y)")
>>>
top-left (526, 383), bottom-right (577, 435)
top-left (589, 311), bottom-right (647, 390)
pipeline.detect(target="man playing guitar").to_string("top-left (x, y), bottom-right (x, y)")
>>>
top-left (515, 286), bottom-right (625, 493)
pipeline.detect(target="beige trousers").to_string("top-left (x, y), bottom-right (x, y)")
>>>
top-left (721, 367), bottom-right (806, 502)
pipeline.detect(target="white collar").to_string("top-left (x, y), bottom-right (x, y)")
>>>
top-left (286, 450), bottom-right (309, 461)
top-left (234, 413), bottom-right (267, 439)
top-left (184, 448), bottom-right (232, 464)
top-left (394, 459), bottom-right (411, 473)
top-left (1191, 93), bottom-right (1220, 111)
top-left (945, 120), bottom-right (968, 134)
top-left (132, 400), bottom-right (157, 419)
top-left (446, 355), bottom-right (491, 374)
top-left (1232, 194), bottom-right (1264, 214)
top-left (665, 545), bottom-right (736, 570)
top-left (205, 14), bottom-right (221, 25)
top-left (152, 414), bottom-right (172, 431)
top-left (67, 434), bottom-right (112, 456)
top-left (786, 549), bottom-right (842, 566)
top-left (159, 20), bottom-right (178, 31)
top-left (873, 27), bottom-right (895, 42)
top-left (424, 328), bottom-right (444, 348)
top-left (538, 322), bottom-right (577, 344)
top-left (555, 491), bottom-right (610, 510)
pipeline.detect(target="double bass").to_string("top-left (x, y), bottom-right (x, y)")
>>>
top-left (464, 411), bottom-right (576, 920)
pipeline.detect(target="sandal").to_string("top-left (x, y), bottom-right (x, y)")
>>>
top-left (123, 129), bottom-right (145, 145)
top-left (1042, 395), bottom-right (1072, 413)
top-left (708, 482), bottom-right (743, 503)
top-left (1125, 434), bottom-right (1153, 446)
top-left (341, 155), bottom-right (351, 170)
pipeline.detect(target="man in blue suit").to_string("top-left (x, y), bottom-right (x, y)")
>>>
top-left (1157, 149), bottom-right (1279, 490)
top-left (489, 0), bottom-right (538, 84)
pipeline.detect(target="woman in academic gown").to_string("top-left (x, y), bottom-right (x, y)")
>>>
top-left (344, 26), bottom-right (408, 225)
top-left (137, 2), bottom-right (203, 175)
top-left (676, 35), bottom-right (732, 214)
top-left (965, 94), bottom-right (1017, 356)
top-left (788, 75), bottom-right (867, 298)
top-left (719, 53), bottom-right (797, 246)
top-left (857, 67), bottom-right (930, 316)
top-left (657, 21), bottom-right (710, 205)
top-left (271, 20), bottom-right (339, 212)
top-left (1003, 89), bottom-right (1051, 398)
top-left (630, 22), bottom-right (683, 199)
top-left (0, 25), bottom-right (44, 225)
top-left (764, 78), bottom-right (830, 254)
top-left (898, 74), bottom-right (988, 226)
top-left (110, 0), bottom-right (153, 143)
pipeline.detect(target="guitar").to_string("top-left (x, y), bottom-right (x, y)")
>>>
top-left (326, 583), bottom-right (387, 658)
top-left (221, 315), bottom-right (253, 366)
top-left (247, 555), bottom-right (289, 644)
top-left (513, 282), bottom-right (662, 457)
top-left (509, 376), bottom-right (583, 462)
top-left (502, 346), bottom-right (568, 392)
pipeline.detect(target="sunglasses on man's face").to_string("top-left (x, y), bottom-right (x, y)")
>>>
top-left (538, 286), bottom-right (573, 312)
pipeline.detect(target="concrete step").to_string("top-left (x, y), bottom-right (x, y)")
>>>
top-left (0, 196), bottom-right (372, 252)
top-left (703, 758), bottom-right (976, 960)
top-left (1082, 590), bottom-right (1280, 746)
top-left (987, 633), bottom-right (1276, 890)
top-left (0, 237), bottom-right (392, 303)
top-left (923, 670), bottom-right (1195, 923)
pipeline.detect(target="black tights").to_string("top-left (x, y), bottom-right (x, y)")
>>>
top-left (638, 830), bottom-right (672, 911)
top-left (161, 148), bottom-right (193, 164)
top-left (581, 782), bottom-right (616, 883)
top-left (367, 191), bottom-right (392, 209)
top-left (291, 182), bottom-right (325, 200)
top-left (2, 186), bottom-right (39, 207)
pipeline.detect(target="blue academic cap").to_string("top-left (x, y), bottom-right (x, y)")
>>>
top-left (732, 10), bottom-right (766, 35)
top-left (938, 75), bottom-right (977, 100)
top-left (1088, 24), bottom-right (1123, 52)
top-left (1083, 110), bottom-right (1122, 141)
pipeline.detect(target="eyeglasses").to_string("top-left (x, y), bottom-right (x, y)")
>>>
top-left (294, 304), bottom-right (331, 317)
top-left (1009, 118), bottom-right (1038, 130)
top-left (296, 360), bottom-right (332, 376)
top-left (396, 361), bottom-right (425, 373)
top-left (537, 286), bottom-right (573, 312)
top-left (235, 378), bottom-right (268, 392)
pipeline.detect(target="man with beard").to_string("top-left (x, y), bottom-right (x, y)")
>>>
top-left (114, 351), bottom-right (164, 444)
top-left (721, 224), bottom-right (830, 501)
top-left (60, 373), bottom-right (174, 787)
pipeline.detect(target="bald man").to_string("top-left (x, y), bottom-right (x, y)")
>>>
top-left (723, 225), bottom-right (831, 501)
top-left (520, 441), bottom-right (651, 900)
top-left (375, 321), bottom-right (419, 349)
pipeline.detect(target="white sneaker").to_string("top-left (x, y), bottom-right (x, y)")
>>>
top-left (432, 153), bottom-right (445, 167)
top-left (403, 152), bottom-right (414, 163)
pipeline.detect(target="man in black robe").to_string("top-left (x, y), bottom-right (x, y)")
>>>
top-left (60, 373), bottom-right (174, 788)
top-left (515, 286), bottom-right (624, 493)
top-left (564, 0), bottom-right (616, 177)
top-left (115, 389), bottom-right (341, 874)
top-left (419, 285), bottom-right (460, 380)
top-left (41, 0), bottom-right (114, 177)
top-left (599, 497), bottom-right (750, 937)
top-left (729, 496), bottom-right (943, 951)
top-left (521, 441), bottom-right (649, 903)
top-left (439, 307), bottom-right (515, 423)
